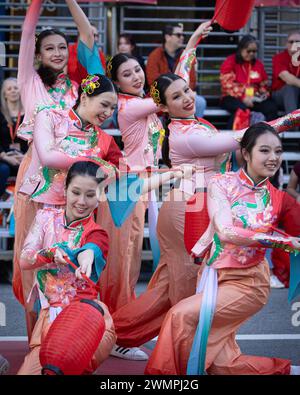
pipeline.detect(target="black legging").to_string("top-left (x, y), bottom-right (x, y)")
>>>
top-left (221, 95), bottom-right (278, 129)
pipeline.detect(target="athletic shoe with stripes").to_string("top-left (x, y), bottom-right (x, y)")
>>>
top-left (110, 345), bottom-right (149, 360)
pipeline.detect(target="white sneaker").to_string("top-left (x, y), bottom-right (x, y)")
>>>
top-left (270, 275), bottom-right (285, 289)
top-left (110, 345), bottom-right (149, 361)
top-left (0, 355), bottom-right (9, 375)
top-left (290, 365), bottom-right (300, 375)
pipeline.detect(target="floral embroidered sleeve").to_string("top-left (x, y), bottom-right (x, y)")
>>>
top-left (57, 228), bottom-right (109, 283)
top-left (34, 109), bottom-right (83, 169)
top-left (207, 178), bottom-right (297, 252)
top-left (175, 48), bottom-right (197, 87)
top-left (34, 109), bottom-right (113, 173)
top-left (19, 209), bottom-right (52, 270)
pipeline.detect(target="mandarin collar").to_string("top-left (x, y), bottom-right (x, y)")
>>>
top-left (118, 91), bottom-right (145, 99)
top-left (68, 109), bottom-right (93, 131)
top-left (63, 210), bottom-right (93, 229)
top-left (239, 168), bottom-right (268, 189)
top-left (170, 117), bottom-right (215, 130)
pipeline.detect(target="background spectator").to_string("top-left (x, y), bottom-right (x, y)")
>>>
top-left (286, 161), bottom-right (300, 203)
top-left (220, 35), bottom-right (278, 129)
top-left (0, 77), bottom-right (26, 200)
top-left (117, 33), bottom-right (145, 70)
top-left (146, 23), bottom-right (206, 118)
top-left (272, 31), bottom-right (300, 115)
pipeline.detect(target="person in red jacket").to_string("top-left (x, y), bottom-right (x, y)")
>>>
top-left (272, 31), bottom-right (300, 114)
top-left (220, 35), bottom-right (278, 129)
top-left (68, 24), bottom-right (106, 85)
top-left (146, 23), bottom-right (206, 117)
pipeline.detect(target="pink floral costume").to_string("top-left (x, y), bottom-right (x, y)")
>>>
top-left (112, 48), bottom-right (300, 348)
top-left (13, 0), bottom-right (77, 309)
top-left (17, 207), bottom-right (116, 375)
top-left (14, 106), bottom-right (122, 341)
top-left (146, 169), bottom-right (298, 375)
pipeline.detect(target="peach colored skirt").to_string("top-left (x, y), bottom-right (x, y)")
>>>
top-left (17, 301), bottom-right (116, 375)
top-left (145, 260), bottom-right (291, 375)
top-left (112, 189), bottom-right (199, 347)
top-left (12, 146), bottom-right (34, 305)
top-left (97, 197), bottom-right (147, 314)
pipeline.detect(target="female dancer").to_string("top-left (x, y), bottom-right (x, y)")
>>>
top-left (15, 74), bottom-right (121, 337)
top-left (13, 0), bottom-right (97, 305)
top-left (94, 22), bottom-right (211, 360)
top-left (145, 124), bottom-right (300, 375)
top-left (16, 72), bottom-right (185, 338)
top-left (112, 51), bottom-right (300, 350)
top-left (17, 161), bottom-right (115, 375)
top-left (17, 159), bottom-right (184, 375)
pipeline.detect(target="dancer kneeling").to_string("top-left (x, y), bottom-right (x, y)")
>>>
top-left (17, 160), bottom-right (186, 374)
top-left (145, 123), bottom-right (300, 375)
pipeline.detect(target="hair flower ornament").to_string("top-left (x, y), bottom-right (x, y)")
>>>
top-left (81, 75), bottom-right (100, 94)
top-left (150, 81), bottom-right (161, 105)
top-left (106, 58), bottom-right (113, 79)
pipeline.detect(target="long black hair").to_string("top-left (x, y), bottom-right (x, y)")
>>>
top-left (35, 29), bottom-right (69, 87)
top-left (235, 34), bottom-right (257, 65)
top-left (65, 161), bottom-right (107, 189)
top-left (74, 74), bottom-right (117, 109)
top-left (151, 73), bottom-right (184, 168)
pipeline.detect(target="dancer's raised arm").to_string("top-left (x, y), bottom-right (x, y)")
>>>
top-left (18, 0), bottom-right (42, 87)
top-left (65, 0), bottom-right (94, 49)
top-left (175, 21), bottom-right (212, 84)
top-left (66, 0), bottom-right (105, 75)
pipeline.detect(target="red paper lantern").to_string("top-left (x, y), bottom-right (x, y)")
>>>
top-left (214, 0), bottom-right (256, 32)
top-left (40, 299), bottom-right (105, 375)
top-left (184, 191), bottom-right (210, 257)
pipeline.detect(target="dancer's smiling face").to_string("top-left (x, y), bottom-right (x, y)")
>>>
top-left (65, 175), bottom-right (98, 223)
top-left (162, 78), bottom-right (196, 118)
top-left (77, 91), bottom-right (118, 126)
top-left (242, 132), bottom-right (283, 184)
top-left (36, 34), bottom-right (69, 72)
top-left (116, 58), bottom-right (145, 96)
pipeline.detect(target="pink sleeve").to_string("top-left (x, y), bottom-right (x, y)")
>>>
top-left (119, 97), bottom-right (159, 124)
top-left (175, 48), bottom-right (196, 86)
top-left (34, 110), bottom-right (81, 169)
top-left (207, 178), bottom-right (295, 249)
top-left (20, 209), bottom-right (46, 270)
top-left (173, 106), bottom-right (300, 159)
top-left (172, 129), bottom-right (241, 158)
top-left (18, 0), bottom-right (42, 86)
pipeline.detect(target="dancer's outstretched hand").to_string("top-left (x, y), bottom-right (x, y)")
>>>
top-left (76, 249), bottom-right (94, 279)
top-left (54, 248), bottom-right (68, 265)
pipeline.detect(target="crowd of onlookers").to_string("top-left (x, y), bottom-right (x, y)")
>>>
top-left (0, 24), bottom-right (299, 291)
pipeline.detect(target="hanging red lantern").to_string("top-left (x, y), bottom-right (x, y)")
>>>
top-left (214, 0), bottom-right (256, 32)
top-left (40, 299), bottom-right (106, 375)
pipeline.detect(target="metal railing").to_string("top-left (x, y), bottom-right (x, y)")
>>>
top-left (257, 6), bottom-right (300, 76)
top-left (0, 1), bottom-right (107, 75)
top-left (119, 3), bottom-right (254, 105)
